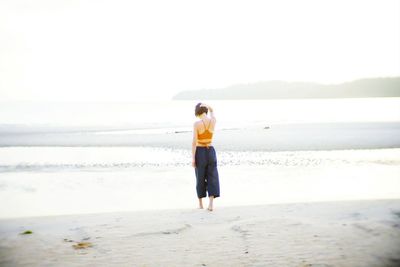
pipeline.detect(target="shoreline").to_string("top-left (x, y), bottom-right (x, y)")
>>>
top-left (0, 197), bottom-right (399, 221)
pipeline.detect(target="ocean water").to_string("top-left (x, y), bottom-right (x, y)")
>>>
top-left (1, 97), bottom-right (399, 134)
top-left (0, 98), bottom-right (399, 218)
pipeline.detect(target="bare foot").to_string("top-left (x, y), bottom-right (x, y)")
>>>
top-left (208, 196), bottom-right (214, 211)
top-left (198, 198), bottom-right (204, 209)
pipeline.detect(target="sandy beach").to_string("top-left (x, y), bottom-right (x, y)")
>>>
top-left (1, 199), bottom-right (399, 267)
top-left (1, 99), bottom-right (400, 266)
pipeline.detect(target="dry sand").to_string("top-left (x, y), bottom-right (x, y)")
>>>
top-left (1, 199), bottom-right (399, 267)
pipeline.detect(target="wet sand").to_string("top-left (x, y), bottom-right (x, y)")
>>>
top-left (1, 147), bottom-right (399, 219)
top-left (1, 121), bottom-right (400, 151)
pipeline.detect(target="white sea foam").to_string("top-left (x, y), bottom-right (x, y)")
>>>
top-left (0, 146), bottom-right (399, 218)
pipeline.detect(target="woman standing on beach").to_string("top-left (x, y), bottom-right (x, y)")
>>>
top-left (192, 103), bottom-right (220, 211)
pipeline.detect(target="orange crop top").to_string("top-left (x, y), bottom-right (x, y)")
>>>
top-left (197, 119), bottom-right (213, 146)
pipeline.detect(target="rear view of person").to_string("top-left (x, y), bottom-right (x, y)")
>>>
top-left (192, 103), bottom-right (220, 211)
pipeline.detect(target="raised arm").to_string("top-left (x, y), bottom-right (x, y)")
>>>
top-left (200, 103), bottom-right (216, 121)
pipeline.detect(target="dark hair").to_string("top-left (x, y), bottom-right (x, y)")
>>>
top-left (195, 103), bottom-right (208, 117)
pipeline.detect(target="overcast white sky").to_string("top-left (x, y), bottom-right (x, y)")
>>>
top-left (1, 0), bottom-right (399, 101)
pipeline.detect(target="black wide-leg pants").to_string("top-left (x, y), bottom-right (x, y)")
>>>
top-left (195, 146), bottom-right (220, 198)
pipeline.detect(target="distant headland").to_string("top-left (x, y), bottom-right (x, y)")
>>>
top-left (172, 77), bottom-right (400, 100)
